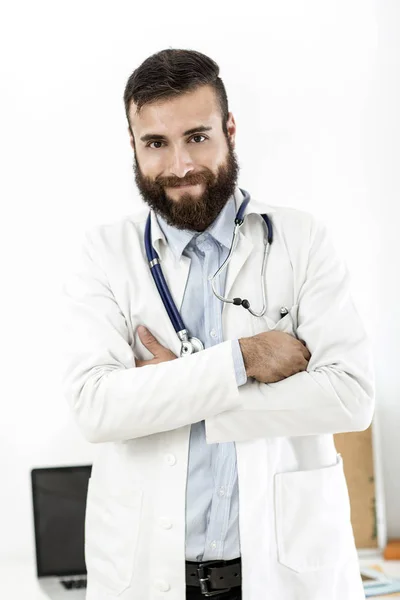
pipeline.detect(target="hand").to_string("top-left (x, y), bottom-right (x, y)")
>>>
top-left (239, 330), bottom-right (311, 384)
top-left (135, 326), bottom-right (178, 367)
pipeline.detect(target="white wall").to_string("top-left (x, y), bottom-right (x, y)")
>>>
top-left (1, 0), bottom-right (399, 561)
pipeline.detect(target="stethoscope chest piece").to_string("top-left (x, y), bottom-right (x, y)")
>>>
top-left (180, 336), bottom-right (204, 357)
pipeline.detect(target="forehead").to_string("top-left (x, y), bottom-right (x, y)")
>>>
top-left (129, 84), bottom-right (220, 135)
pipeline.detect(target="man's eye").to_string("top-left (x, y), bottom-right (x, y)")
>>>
top-left (147, 135), bottom-right (207, 149)
top-left (191, 134), bottom-right (207, 144)
top-left (147, 141), bottom-right (163, 149)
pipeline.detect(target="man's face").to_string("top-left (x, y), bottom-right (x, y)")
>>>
top-left (128, 84), bottom-right (240, 231)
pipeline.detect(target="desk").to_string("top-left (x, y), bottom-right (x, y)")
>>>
top-left (1, 555), bottom-right (399, 599)
top-left (0, 558), bottom-right (47, 599)
top-left (359, 556), bottom-right (400, 598)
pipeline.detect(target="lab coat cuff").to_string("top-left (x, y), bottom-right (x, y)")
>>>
top-left (231, 339), bottom-right (248, 387)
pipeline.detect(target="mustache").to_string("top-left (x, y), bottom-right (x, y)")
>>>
top-left (156, 173), bottom-right (210, 188)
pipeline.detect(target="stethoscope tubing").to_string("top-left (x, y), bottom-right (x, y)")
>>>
top-left (144, 217), bottom-right (186, 333)
top-left (144, 188), bottom-right (273, 343)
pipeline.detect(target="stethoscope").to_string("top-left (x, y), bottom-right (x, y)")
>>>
top-left (145, 188), bottom-right (287, 357)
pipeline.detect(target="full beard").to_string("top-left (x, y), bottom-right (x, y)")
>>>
top-left (132, 138), bottom-right (240, 232)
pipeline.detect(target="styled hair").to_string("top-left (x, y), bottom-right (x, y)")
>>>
top-left (123, 48), bottom-right (229, 142)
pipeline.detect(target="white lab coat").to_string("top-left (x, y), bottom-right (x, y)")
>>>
top-left (61, 186), bottom-right (374, 600)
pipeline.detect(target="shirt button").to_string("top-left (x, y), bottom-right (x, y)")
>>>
top-left (210, 541), bottom-right (217, 549)
top-left (165, 454), bottom-right (176, 466)
top-left (210, 329), bottom-right (217, 338)
top-left (159, 518), bottom-right (172, 529)
top-left (154, 579), bottom-right (171, 592)
top-left (218, 487), bottom-right (225, 496)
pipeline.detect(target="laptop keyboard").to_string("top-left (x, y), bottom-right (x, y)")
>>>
top-left (60, 579), bottom-right (87, 590)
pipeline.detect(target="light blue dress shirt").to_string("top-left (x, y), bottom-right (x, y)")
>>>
top-left (156, 194), bottom-right (247, 562)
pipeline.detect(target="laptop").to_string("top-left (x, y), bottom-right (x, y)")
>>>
top-left (31, 465), bottom-right (92, 599)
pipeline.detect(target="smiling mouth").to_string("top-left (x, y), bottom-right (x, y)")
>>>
top-left (168, 182), bottom-right (202, 188)
top-left (166, 181), bottom-right (201, 189)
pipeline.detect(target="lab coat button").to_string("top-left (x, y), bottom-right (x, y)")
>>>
top-left (154, 579), bottom-right (170, 592)
top-left (159, 517), bottom-right (172, 529)
top-left (165, 454), bottom-right (176, 466)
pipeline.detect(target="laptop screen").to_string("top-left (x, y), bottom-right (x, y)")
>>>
top-left (31, 465), bottom-right (92, 577)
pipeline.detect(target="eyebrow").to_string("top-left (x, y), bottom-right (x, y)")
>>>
top-left (139, 125), bottom-right (213, 143)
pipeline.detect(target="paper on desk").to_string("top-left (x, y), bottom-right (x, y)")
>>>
top-left (363, 565), bottom-right (400, 598)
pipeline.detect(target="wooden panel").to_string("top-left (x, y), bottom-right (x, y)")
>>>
top-left (334, 425), bottom-right (378, 548)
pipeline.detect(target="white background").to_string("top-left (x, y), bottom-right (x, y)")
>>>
top-left (0, 0), bottom-right (399, 562)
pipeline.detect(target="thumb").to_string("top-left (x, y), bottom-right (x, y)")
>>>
top-left (137, 326), bottom-right (160, 354)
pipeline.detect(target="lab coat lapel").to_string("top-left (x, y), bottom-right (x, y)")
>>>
top-left (149, 191), bottom-right (255, 333)
top-left (222, 186), bottom-right (278, 316)
top-left (159, 250), bottom-right (191, 314)
top-left (223, 187), bottom-right (255, 304)
top-left (223, 229), bottom-right (254, 307)
top-left (150, 209), bottom-right (191, 314)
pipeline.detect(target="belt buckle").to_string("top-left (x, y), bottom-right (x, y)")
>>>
top-left (196, 560), bottom-right (232, 597)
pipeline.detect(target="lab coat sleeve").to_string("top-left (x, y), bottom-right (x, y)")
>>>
top-left (60, 230), bottom-right (242, 444)
top-left (205, 215), bottom-right (375, 443)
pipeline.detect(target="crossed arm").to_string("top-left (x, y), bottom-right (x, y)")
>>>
top-left (61, 219), bottom-right (374, 444)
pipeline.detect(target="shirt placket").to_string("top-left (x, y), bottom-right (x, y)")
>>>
top-left (203, 238), bottom-right (221, 347)
top-left (201, 236), bottom-right (235, 559)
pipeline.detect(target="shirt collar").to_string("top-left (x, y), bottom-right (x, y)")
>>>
top-left (156, 193), bottom-right (238, 261)
top-left (150, 185), bottom-right (276, 260)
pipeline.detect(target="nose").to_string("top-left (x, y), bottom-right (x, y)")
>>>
top-left (167, 147), bottom-right (195, 181)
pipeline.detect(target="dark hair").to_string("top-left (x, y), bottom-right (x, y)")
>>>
top-left (123, 48), bottom-right (229, 143)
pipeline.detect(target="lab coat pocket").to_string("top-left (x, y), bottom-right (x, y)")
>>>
top-left (85, 478), bottom-right (143, 595)
top-left (250, 303), bottom-right (299, 337)
top-left (274, 454), bottom-right (354, 572)
top-left (267, 303), bottom-right (298, 335)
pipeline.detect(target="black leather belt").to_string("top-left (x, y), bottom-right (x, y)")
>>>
top-left (185, 557), bottom-right (242, 597)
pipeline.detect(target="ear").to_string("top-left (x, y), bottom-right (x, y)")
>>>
top-left (128, 127), bottom-right (135, 151)
top-left (226, 112), bottom-right (236, 148)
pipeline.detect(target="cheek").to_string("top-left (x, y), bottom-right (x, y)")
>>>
top-left (211, 143), bottom-right (230, 168)
top-left (195, 146), bottom-right (222, 172)
top-left (137, 154), bottom-right (161, 179)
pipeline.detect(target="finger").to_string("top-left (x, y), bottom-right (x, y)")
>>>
top-left (137, 326), bottom-right (160, 354)
top-left (135, 358), bottom-right (156, 368)
top-left (298, 339), bottom-right (311, 361)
